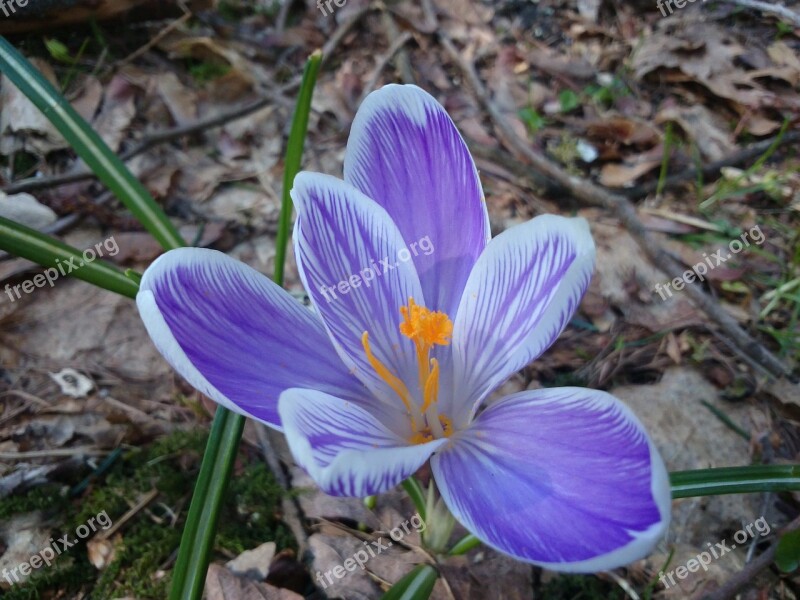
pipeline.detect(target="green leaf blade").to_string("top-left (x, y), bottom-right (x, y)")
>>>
top-left (381, 564), bottom-right (438, 600)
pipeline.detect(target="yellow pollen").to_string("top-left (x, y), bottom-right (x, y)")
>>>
top-left (408, 415), bottom-right (453, 445)
top-left (362, 298), bottom-right (455, 445)
top-left (399, 298), bottom-right (453, 347)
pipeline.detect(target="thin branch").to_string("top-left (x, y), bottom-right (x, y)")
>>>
top-left (379, 8), bottom-right (415, 86)
top-left (360, 30), bottom-right (414, 104)
top-left (3, 4), bottom-right (371, 196)
top-left (701, 514), bottom-right (800, 600)
top-left (718, 0), bottom-right (800, 27)
top-left (436, 31), bottom-right (794, 381)
top-left (622, 130), bottom-right (800, 200)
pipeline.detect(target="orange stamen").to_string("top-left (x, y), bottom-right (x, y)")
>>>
top-left (361, 331), bottom-right (416, 429)
top-left (363, 298), bottom-right (455, 444)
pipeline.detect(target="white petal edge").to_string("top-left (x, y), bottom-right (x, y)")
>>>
top-left (279, 387), bottom-right (445, 497)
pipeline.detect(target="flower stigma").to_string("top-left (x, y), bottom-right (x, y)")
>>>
top-left (361, 297), bottom-right (454, 444)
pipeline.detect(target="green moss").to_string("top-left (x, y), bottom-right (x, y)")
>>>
top-left (0, 429), bottom-right (293, 598)
top-left (186, 59), bottom-right (231, 84)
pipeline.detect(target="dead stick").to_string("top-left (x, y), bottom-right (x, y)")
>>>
top-left (623, 130), bottom-right (800, 200)
top-left (717, 0), bottom-right (800, 27)
top-left (701, 513), bottom-right (800, 600)
top-left (437, 33), bottom-right (793, 381)
top-left (360, 30), bottom-right (413, 104)
top-left (3, 5), bottom-right (371, 196)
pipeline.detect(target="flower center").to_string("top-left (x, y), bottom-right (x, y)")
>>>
top-left (361, 297), bottom-right (454, 445)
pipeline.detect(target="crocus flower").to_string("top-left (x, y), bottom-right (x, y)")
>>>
top-left (137, 84), bottom-right (670, 571)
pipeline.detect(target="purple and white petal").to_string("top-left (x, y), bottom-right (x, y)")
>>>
top-left (446, 215), bottom-right (595, 424)
top-left (432, 387), bottom-right (670, 572)
top-left (343, 84), bottom-right (490, 317)
top-left (137, 248), bottom-right (369, 429)
top-left (279, 388), bottom-right (445, 496)
top-left (291, 172), bottom-right (425, 409)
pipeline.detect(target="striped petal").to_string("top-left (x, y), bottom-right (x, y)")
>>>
top-left (291, 172), bottom-right (424, 413)
top-left (137, 248), bottom-right (368, 429)
top-left (344, 84), bottom-right (490, 317)
top-left (279, 388), bottom-right (445, 497)
top-left (447, 215), bottom-right (595, 425)
top-left (432, 388), bottom-right (671, 571)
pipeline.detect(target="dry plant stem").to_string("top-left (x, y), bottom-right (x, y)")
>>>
top-left (3, 5), bottom-right (371, 196)
top-left (437, 33), bottom-right (793, 381)
top-left (701, 514), bottom-right (800, 600)
top-left (717, 0), bottom-right (800, 27)
top-left (96, 488), bottom-right (159, 540)
top-left (623, 130), bottom-right (800, 200)
top-left (0, 447), bottom-right (107, 459)
top-left (255, 424), bottom-right (310, 557)
top-left (275, 0), bottom-right (296, 32)
top-left (360, 30), bottom-right (414, 103)
top-left (113, 11), bottom-right (193, 70)
top-left (380, 9), bottom-right (415, 85)
top-left (701, 543), bottom-right (776, 600)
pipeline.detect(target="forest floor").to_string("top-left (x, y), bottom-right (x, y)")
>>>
top-left (0, 0), bottom-right (799, 598)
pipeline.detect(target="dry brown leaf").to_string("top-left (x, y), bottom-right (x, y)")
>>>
top-left (0, 192), bottom-right (57, 229)
top-left (162, 37), bottom-right (257, 86)
top-left (657, 105), bottom-right (735, 162)
top-left (155, 72), bottom-right (198, 126)
top-left (87, 534), bottom-right (119, 570)
top-left (599, 158), bottom-right (661, 187)
top-left (226, 541), bottom-right (276, 581)
top-left (92, 74), bottom-right (137, 153)
top-left (205, 563), bottom-right (303, 600)
top-left (70, 76), bottom-right (104, 123)
top-left (631, 21), bottom-right (792, 112)
top-left (0, 58), bottom-right (67, 155)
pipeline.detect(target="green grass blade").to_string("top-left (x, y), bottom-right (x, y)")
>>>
top-left (671, 465), bottom-right (800, 498)
top-left (401, 477), bottom-right (427, 522)
top-left (0, 36), bottom-right (184, 250)
top-left (274, 49), bottom-right (322, 285)
top-left (169, 50), bottom-right (323, 600)
top-left (0, 215), bottom-right (138, 299)
top-left (381, 564), bottom-right (438, 600)
top-left (448, 533), bottom-right (481, 556)
top-left (169, 409), bottom-right (245, 599)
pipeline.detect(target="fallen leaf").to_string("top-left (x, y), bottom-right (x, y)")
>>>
top-left (205, 563), bottom-right (303, 600)
top-left (0, 192), bottom-right (57, 229)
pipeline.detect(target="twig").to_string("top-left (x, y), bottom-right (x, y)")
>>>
top-left (0, 447), bottom-right (108, 459)
top-left (275, 0), bottom-right (296, 32)
top-left (380, 8), bottom-right (415, 86)
top-left (717, 0), bottom-right (800, 27)
top-left (3, 92), bottom-right (287, 195)
top-left (113, 12), bottom-right (193, 70)
top-left (436, 31), bottom-right (794, 381)
top-left (622, 130), bottom-right (800, 200)
top-left (255, 424), bottom-right (310, 557)
top-left (3, 4), bottom-right (372, 197)
top-left (96, 488), bottom-right (159, 540)
top-left (360, 30), bottom-right (414, 103)
top-left (701, 513), bottom-right (800, 600)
